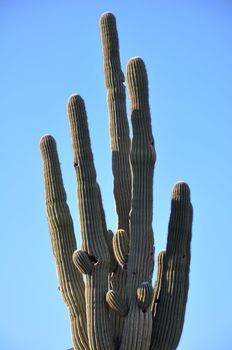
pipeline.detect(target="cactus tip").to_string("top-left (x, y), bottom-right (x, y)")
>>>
top-left (68, 93), bottom-right (83, 104)
top-left (126, 57), bottom-right (147, 85)
top-left (127, 56), bottom-right (145, 67)
top-left (100, 12), bottom-right (116, 24)
top-left (172, 181), bottom-right (190, 200)
top-left (39, 134), bottom-right (56, 150)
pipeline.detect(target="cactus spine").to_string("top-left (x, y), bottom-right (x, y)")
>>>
top-left (40, 12), bottom-right (193, 350)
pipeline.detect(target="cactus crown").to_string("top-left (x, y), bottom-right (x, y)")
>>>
top-left (40, 12), bottom-right (193, 350)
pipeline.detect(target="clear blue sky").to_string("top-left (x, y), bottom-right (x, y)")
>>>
top-left (1, 1), bottom-right (232, 349)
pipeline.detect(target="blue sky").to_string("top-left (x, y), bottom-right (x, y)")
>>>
top-left (1, 1), bottom-right (232, 349)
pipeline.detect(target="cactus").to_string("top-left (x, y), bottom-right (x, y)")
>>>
top-left (40, 12), bottom-right (193, 350)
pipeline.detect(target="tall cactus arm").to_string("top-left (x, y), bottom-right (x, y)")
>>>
top-left (150, 182), bottom-right (193, 350)
top-left (39, 135), bottom-right (89, 350)
top-left (100, 12), bottom-right (130, 347)
top-left (100, 12), bottom-right (131, 233)
top-left (120, 57), bottom-right (156, 350)
top-left (67, 94), bottom-right (114, 350)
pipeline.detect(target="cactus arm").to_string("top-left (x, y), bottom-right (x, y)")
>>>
top-left (150, 182), bottom-right (193, 350)
top-left (151, 250), bottom-right (166, 318)
top-left (112, 229), bottom-right (129, 270)
top-left (100, 12), bottom-right (130, 347)
top-left (137, 282), bottom-right (153, 312)
top-left (39, 135), bottom-right (89, 350)
top-left (120, 57), bottom-right (156, 350)
top-left (67, 94), bottom-right (114, 350)
top-left (106, 290), bottom-right (129, 317)
top-left (100, 12), bottom-right (131, 233)
top-left (73, 250), bottom-right (94, 275)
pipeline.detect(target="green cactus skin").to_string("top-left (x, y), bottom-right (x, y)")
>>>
top-left (112, 229), bottom-right (129, 269)
top-left (152, 250), bottom-right (166, 318)
top-left (73, 250), bottom-right (94, 275)
top-left (119, 57), bottom-right (156, 350)
top-left (100, 12), bottom-right (131, 233)
top-left (40, 12), bottom-right (193, 350)
top-left (137, 282), bottom-right (154, 312)
top-left (106, 229), bottom-right (118, 272)
top-left (150, 182), bottom-right (193, 350)
top-left (67, 94), bottom-right (114, 350)
top-left (96, 184), bottom-right (118, 273)
top-left (39, 135), bottom-right (89, 350)
top-left (100, 12), bottom-right (130, 346)
top-left (106, 290), bottom-right (129, 317)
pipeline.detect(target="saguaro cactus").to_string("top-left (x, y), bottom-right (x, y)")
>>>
top-left (40, 12), bottom-right (193, 350)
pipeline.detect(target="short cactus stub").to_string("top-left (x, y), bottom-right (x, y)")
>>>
top-left (112, 229), bottom-right (129, 269)
top-left (106, 289), bottom-right (129, 317)
top-left (72, 250), bottom-right (94, 275)
top-left (137, 282), bottom-right (154, 311)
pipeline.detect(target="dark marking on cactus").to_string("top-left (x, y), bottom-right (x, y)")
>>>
top-left (88, 255), bottom-right (98, 264)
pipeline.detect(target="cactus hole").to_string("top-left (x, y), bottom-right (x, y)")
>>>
top-left (88, 255), bottom-right (98, 264)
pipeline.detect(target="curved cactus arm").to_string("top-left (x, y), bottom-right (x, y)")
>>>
top-left (150, 182), bottom-right (193, 350)
top-left (137, 282), bottom-right (154, 312)
top-left (100, 12), bottom-right (131, 233)
top-left (120, 57), bottom-right (156, 350)
top-left (113, 229), bottom-right (129, 270)
top-left (151, 250), bottom-right (166, 318)
top-left (67, 94), bottom-right (114, 350)
top-left (73, 250), bottom-right (94, 275)
top-left (106, 289), bottom-right (129, 317)
top-left (39, 135), bottom-right (89, 350)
